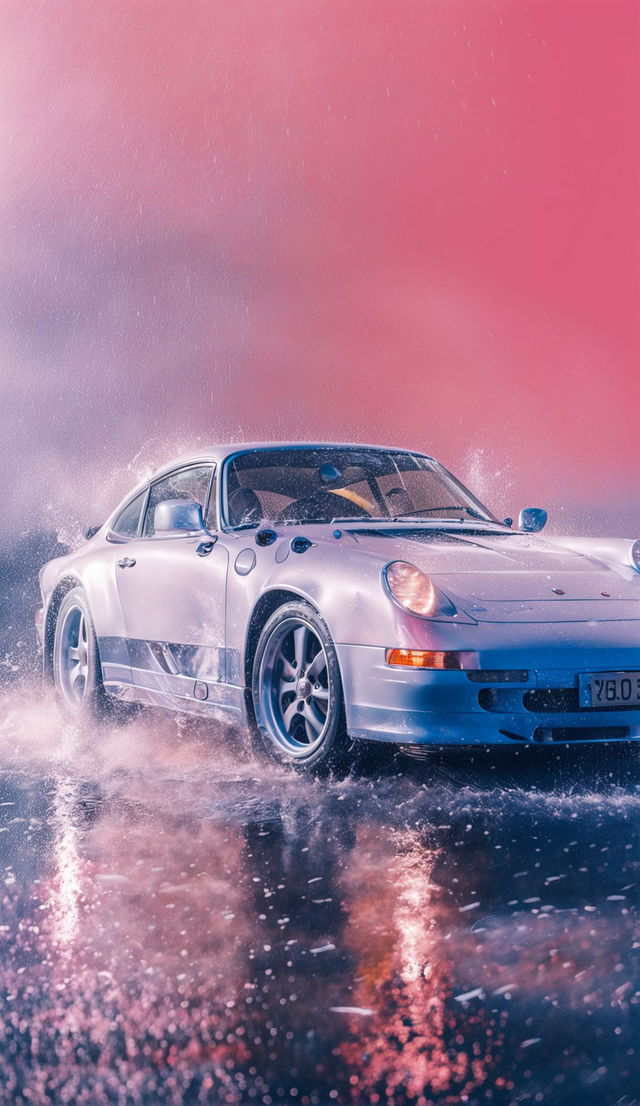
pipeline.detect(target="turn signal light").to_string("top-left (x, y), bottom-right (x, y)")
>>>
top-left (385, 649), bottom-right (478, 670)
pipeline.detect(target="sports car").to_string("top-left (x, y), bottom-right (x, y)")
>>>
top-left (37, 442), bottom-right (640, 770)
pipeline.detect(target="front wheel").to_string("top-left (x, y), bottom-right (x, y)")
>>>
top-left (252, 601), bottom-right (351, 773)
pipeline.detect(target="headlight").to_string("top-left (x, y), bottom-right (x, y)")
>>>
top-left (631, 540), bottom-right (640, 572)
top-left (383, 561), bottom-right (456, 617)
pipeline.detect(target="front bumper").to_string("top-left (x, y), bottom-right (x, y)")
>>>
top-left (337, 642), bottom-right (640, 745)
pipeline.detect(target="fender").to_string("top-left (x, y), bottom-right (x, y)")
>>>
top-left (549, 536), bottom-right (640, 580)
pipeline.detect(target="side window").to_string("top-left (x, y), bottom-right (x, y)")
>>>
top-left (111, 489), bottom-right (147, 540)
top-left (142, 465), bottom-right (214, 537)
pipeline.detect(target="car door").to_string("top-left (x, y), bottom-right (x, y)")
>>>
top-left (114, 463), bottom-right (230, 709)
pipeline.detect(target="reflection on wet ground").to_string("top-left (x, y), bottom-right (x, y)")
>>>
top-left (1, 688), bottom-right (640, 1104)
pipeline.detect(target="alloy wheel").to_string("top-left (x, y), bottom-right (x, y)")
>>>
top-left (57, 604), bottom-right (90, 707)
top-left (259, 617), bottom-right (332, 757)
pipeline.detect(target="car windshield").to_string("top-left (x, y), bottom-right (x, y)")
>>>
top-left (224, 447), bottom-right (498, 527)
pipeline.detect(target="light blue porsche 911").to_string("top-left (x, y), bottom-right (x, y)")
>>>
top-left (37, 442), bottom-right (640, 771)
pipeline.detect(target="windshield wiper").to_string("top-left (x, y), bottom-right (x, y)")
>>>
top-left (391, 506), bottom-right (492, 522)
top-left (329, 515), bottom-right (388, 524)
top-left (279, 509), bottom-right (494, 527)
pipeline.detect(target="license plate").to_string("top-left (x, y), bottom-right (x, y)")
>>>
top-left (579, 671), bottom-right (640, 709)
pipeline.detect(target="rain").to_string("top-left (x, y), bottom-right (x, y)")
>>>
top-left (2, 2), bottom-right (640, 1103)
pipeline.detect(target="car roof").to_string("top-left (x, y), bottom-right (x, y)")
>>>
top-left (157, 441), bottom-right (435, 473)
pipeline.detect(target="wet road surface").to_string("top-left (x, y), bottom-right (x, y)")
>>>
top-left (1, 688), bottom-right (640, 1104)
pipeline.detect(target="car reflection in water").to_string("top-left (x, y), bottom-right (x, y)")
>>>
top-left (0, 711), bottom-right (639, 1105)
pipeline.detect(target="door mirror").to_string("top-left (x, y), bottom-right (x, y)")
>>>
top-left (154, 498), bottom-right (206, 535)
top-left (518, 507), bottom-right (548, 533)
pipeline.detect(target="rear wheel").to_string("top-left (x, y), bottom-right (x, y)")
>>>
top-left (53, 587), bottom-right (116, 723)
top-left (252, 601), bottom-right (351, 773)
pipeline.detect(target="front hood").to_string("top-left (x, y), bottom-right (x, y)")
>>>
top-left (345, 526), bottom-right (640, 621)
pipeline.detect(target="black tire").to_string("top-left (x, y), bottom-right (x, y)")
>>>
top-left (251, 600), bottom-right (352, 773)
top-left (52, 587), bottom-right (117, 724)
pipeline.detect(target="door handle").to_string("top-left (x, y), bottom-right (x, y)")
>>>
top-left (196, 541), bottom-right (215, 557)
top-left (116, 557), bottom-right (136, 568)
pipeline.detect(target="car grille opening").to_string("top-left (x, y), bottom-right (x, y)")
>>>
top-left (524, 688), bottom-right (580, 712)
top-left (466, 670), bottom-right (529, 683)
top-left (533, 726), bottom-right (630, 743)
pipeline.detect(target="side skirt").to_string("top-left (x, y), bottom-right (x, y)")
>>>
top-left (99, 635), bottom-right (246, 722)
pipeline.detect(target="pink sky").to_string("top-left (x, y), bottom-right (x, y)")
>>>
top-left (2, 1), bottom-right (639, 534)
